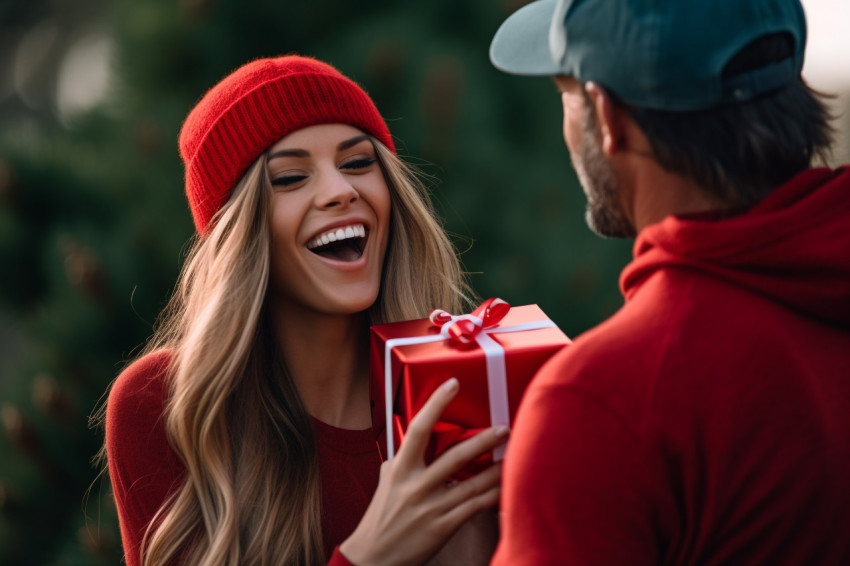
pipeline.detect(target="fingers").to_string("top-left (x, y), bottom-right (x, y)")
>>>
top-left (437, 467), bottom-right (502, 532)
top-left (441, 485), bottom-right (501, 532)
top-left (425, 462), bottom-right (501, 534)
top-left (345, 376), bottom-right (507, 566)
top-left (425, 424), bottom-right (510, 482)
top-left (398, 377), bottom-right (511, 483)
top-left (442, 460), bottom-right (502, 508)
top-left (397, 378), bottom-right (459, 464)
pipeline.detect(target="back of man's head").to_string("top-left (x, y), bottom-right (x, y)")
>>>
top-left (491, 0), bottom-right (833, 206)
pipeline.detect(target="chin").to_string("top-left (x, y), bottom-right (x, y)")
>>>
top-left (585, 206), bottom-right (636, 238)
top-left (320, 288), bottom-right (380, 316)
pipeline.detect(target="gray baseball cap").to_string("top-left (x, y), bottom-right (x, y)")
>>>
top-left (489, 0), bottom-right (807, 111)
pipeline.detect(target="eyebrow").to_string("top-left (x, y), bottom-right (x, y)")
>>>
top-left (267, 134), bottom-right (372, 160)
top-left (268, 148), bottom-right (309, 159)
top-left (337, 134), bottom-right (371, 151)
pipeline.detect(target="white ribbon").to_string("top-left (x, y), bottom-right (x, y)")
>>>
top-left (383, 315), bottom-right (556, 461)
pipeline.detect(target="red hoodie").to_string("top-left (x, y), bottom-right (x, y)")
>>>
top-left (493, 167), bottom-right (850, 566)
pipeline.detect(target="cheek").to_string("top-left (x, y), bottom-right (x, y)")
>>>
top-left (378, 190), bottom-right (391, 228)
top-left (560, 92), bottom-right (588, 154)
top-left (380, 198), bottom-right (393, 257)
top-left (368, 178), bottom-right (392, 241)
top-left (562, 113), bottom-right (571, 148)
top-left (268, 198), bottom-right (303, 268)
top-left (269, 206), bottom-right (292, 246)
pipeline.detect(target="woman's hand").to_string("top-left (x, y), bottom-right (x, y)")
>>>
top-left (339, 378), bottom-right (508, 566)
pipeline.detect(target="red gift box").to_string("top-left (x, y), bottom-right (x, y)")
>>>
top-left (369, 298), bottom-right (571, 479)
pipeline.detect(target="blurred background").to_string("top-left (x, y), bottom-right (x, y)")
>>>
top-left (0, 0), bottom-right (847, 564)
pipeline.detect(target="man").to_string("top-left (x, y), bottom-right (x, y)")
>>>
top-left (488, 0), bottom-right (850, 564)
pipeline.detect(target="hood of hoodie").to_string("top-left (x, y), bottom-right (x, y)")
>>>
top-left (620, 167), bottom-right (850, 328)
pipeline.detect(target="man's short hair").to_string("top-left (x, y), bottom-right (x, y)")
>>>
top-left (620, 34), bottom-right (833, 207)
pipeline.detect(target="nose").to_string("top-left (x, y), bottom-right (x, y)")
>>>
top-left (315, 168), bottom-right (359, 209)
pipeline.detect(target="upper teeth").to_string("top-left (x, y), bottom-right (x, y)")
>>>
top-left (307, 223), bottom-right (366, 249)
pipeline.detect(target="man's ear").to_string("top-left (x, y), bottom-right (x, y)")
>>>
top-left (584, 82), bottom-right (622, 156)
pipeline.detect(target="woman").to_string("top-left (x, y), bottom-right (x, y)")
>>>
top-left (99, 56), bottom-right (505, 566)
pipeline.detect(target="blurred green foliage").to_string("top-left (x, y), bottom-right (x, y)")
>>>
top-left (0, 0), bottom-right (631, 563)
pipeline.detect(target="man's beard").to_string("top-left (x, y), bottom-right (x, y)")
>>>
top-left (570, 110), bottom-right (636, 238)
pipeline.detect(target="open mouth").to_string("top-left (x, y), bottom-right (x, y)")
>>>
top-left (306, 223), bottom-right (367, 262)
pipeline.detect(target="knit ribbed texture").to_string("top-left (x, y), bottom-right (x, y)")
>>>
top-left (178, 56), bottom-right (395, 235)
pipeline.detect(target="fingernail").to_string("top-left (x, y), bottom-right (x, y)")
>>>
top-left (494, 425), bottom-right (510, 437)
top-left (443, 378), bottom-right (459, 392)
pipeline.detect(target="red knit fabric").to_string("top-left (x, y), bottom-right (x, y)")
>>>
top-left (106, 351), bottom-right (375, 566)
top-left (178, 56), bottom-right (395, 235)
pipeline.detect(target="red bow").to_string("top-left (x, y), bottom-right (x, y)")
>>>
top-left (428, 298), bottom-right (511, 346)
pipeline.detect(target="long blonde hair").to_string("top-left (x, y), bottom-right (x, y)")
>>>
top-left (99, 137), bottom-right (474, 566)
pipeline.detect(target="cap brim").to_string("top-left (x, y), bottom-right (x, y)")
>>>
top-left (490, 0), bottom-right (561, 76)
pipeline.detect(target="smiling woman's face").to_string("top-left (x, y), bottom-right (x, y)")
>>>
top-left (266, 123), bottom-right (391, 317)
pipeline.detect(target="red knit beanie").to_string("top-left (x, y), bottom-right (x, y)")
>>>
top-left (178, 55), bottom-right (396, 235)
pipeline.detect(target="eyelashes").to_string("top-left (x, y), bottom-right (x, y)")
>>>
top-left (271, 156), bottom-right (377, 188)
top-left (271, 174), bottom-right (308, 187)
top-left (340, 157), bottom-right (376, 170)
